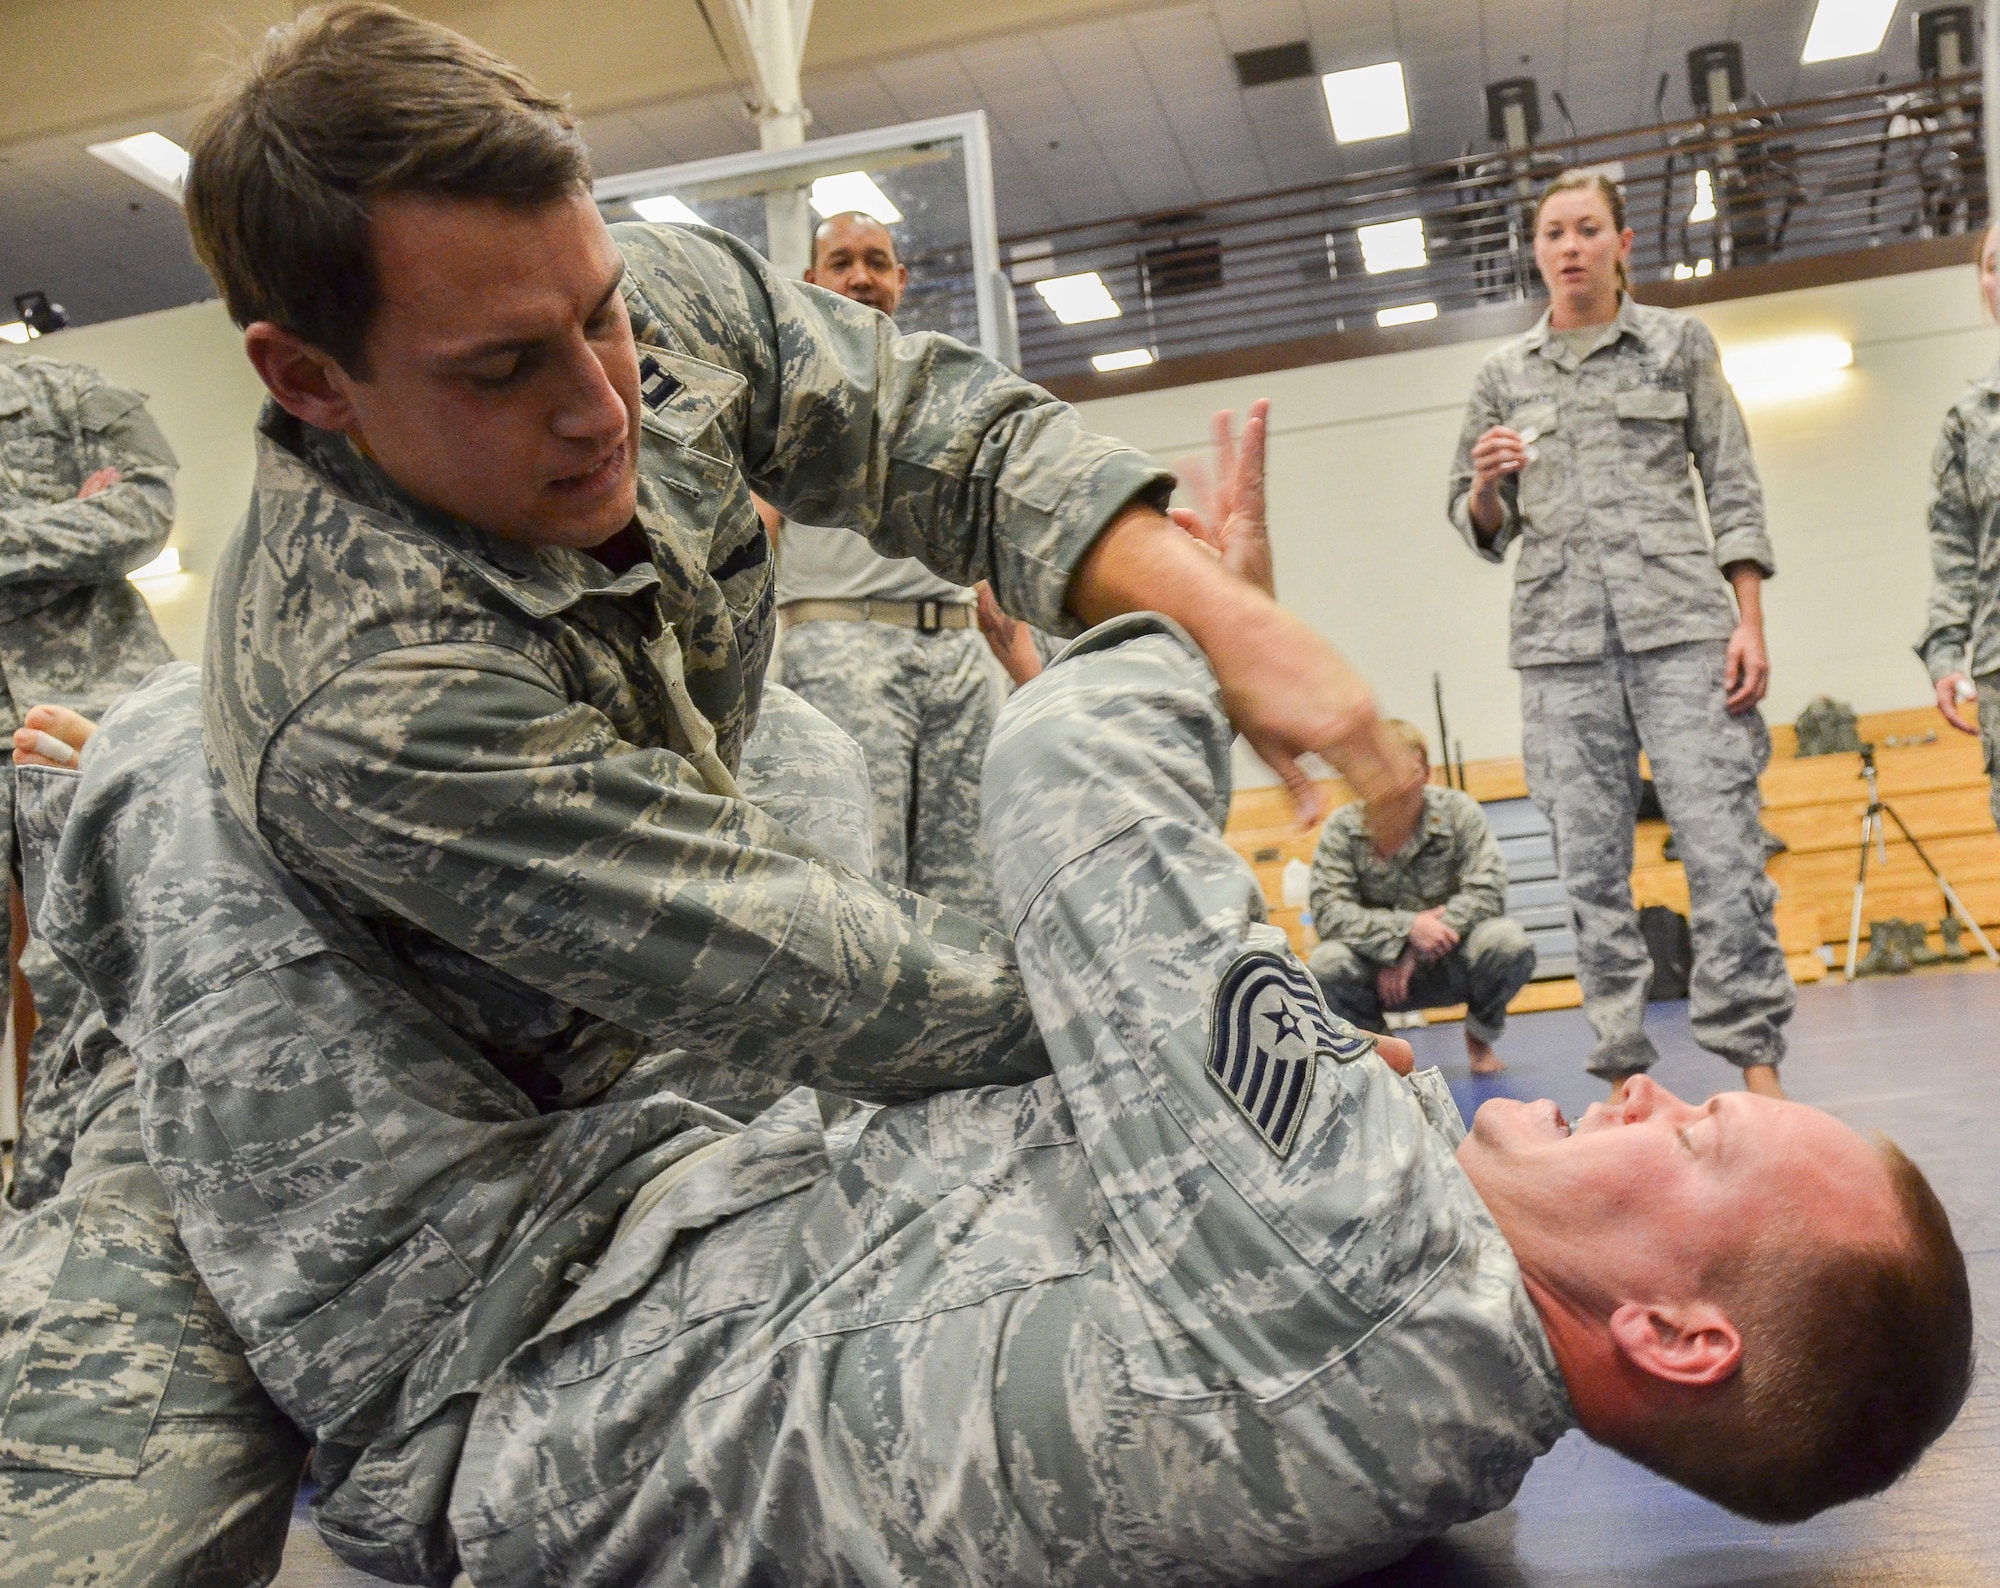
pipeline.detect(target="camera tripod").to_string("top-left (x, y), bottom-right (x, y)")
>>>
top-left (1844, 743), bottom-right (1999, 978)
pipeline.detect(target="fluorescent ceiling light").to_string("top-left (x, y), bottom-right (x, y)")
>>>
top-left (86, 131), bottom-right (190, 203)
top-left (1801, 0), bottom-right (1897, 63)
top-left (1721, 333), bottom-right (1854, 400)
top-left (1357, 217), bottom-right (1428, 274)
top-left (1322, 62), bottom-right (1410, 143)
top-left (0, 322), bottom-right (28, 344)
top-left (632, 194), bottom-right (702, 224)
top-left (1377, 301), bottom-right (1438, 328)
top-left (1688, 170), bottom-right (1718, 225)
top-left (808, 171), bottom-right (903, 225)
top-left (1035, 272), bottom-right (1121, 324)
top-left (1091, 348), bottom-right (1154, 373)
top-left (128, 546), bottom-right (182, 583)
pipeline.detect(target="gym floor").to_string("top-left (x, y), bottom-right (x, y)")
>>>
top-left (273, 969), bottom-right (2000, 1588)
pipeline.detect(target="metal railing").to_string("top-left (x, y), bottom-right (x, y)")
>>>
top-left (1003, 72), bottom-right (1986, 384)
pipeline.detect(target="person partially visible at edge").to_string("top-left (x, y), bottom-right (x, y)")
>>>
top-left (1919, 222), bottom-right (2000, 832)
top-left (0, 351), bottom-right (177, 1216)
top-left (1446, 169), bottom-right (1791, 1103)
top-left (762, 209), bottom-right (1043, 929)
top-left (1307, 719), bottom-right (1536, 1076)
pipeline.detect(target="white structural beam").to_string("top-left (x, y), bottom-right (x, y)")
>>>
top-left (1988, 1), bottom-right (2000, 229)
top-left (719, 0), bottom-right (817, 277)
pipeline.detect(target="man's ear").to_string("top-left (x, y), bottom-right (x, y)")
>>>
top-left (243, 321), bottom-right (360, 434)
top-left (1608, 1301), bottom-right (1743, 1388)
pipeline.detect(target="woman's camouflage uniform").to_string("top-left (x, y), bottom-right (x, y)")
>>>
top-left (1447, 298), bottom-right (1793, 1078)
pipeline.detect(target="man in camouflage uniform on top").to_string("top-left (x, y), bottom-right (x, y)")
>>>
top-left (1307, 722), bottom-right (1534, 1072)
top-left (773, 211), bottom-right (1013, 928)
top-left (0, 354), bottom-right (178, 1212)
top-left (0, 5), bottom-right (1419, 1578)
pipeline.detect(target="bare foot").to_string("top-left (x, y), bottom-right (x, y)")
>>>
top-left (1465, 1033), bottom-right (1506, 1075)
top-left (1743, 1063), bottom-right (1785, 1099)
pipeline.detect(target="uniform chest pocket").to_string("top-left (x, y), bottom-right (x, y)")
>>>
top-left (1613, 387), bottom-right (1689, 423)
top-left (1613, 387), bottom-right (1693, 486)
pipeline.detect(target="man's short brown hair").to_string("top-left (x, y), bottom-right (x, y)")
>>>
top-left (1629, 1137), bottom-right (1974, 1522)
top-left (184, 1), bottom-right (591, 374)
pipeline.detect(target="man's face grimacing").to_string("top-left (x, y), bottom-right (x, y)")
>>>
top-left (1459, 1075), bottom-right (1901, 1339)
top-left (249, 189), bottom-right (643, 550)
top-left (803, 213), bottom-right (908, 318)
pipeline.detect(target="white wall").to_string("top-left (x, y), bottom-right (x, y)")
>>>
top-left (4, 298), bottom-right (264, 663)
top-left (1075, 263), bottom-right (1996, 783)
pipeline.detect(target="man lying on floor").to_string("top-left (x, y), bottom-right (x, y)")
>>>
top-left (11, 619), bottom-right (1972, 1587)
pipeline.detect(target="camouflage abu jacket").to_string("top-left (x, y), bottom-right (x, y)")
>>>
top-left (1918, 357), bottom-right (2000, 683)
top-left (204, 221), bottom-right (1172, 1110)
top-left (0, 354), bottom-right (175, 723)
top-left (1309, 784), bottom-right (1511, 964)
top-left (1446, 297), bottom-right (1774, 668)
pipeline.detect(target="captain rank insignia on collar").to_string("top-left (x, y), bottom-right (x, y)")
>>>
top-left (639, 354), bottom-right (683, 413)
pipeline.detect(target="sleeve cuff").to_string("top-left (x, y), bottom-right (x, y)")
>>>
top-left (1711, 531), bottom-right (1776, 579)
top-left (1013, 449), bottom-right (1176, 637)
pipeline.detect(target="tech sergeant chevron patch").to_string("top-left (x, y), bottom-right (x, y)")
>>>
top-left (1205, 949), bottom-right (1372, 1156)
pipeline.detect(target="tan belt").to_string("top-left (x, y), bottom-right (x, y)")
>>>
top-left (781, 597), bottom-right (976, 634)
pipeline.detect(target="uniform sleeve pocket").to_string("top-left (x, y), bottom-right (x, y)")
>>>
top-left (1614, 388), bottom-right (1689, 422)
top-left (77, 384), bottom-right (146, 431)
top-left (245, 1223), bottom-right (476, 1435)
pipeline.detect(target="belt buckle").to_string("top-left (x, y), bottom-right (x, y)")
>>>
top-left (916, 599), bottom-right (942, 634)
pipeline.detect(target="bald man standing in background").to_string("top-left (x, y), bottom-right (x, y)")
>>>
top-left (771, 211), bottom-right (1039, 930)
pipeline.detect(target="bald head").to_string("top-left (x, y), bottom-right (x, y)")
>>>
top-left (804, 211), bottom-right (907, 318)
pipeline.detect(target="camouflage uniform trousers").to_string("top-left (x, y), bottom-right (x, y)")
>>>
top-left (775, 618), bottom-right (1005, 929)
top-left (447, 620), bottom-right (1569, 1586)
top-left (1307, 916), bottom-right (1537, 1044)
top-left (0, 1052), bottom-right (307, 1586)
top-left (1976, 671), bottom-right (2000, 832)
top-left (1520, 634), bottom-right (1793, 1077)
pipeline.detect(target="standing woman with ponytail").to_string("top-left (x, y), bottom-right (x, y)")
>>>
top-left (1919, 225), bottom-right (2000, 818)
top-left (1446, 170), bottom-right (1791, 1099)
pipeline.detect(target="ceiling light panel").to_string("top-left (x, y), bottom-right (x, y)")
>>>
top-left (1322, 62), bottom-right (1411, 143)
top-left (86, 131), bottom-right (190, 203)
top-left (808, 172), bottom-right (903, 225)
top-left (633, 194), bottom-right (703, 224)
top-left (1800, 0), bottom-right (1898, 63)
top-left (1377, 302), bottom-right (1438, 328)
top-left (1357, 217), bottom-right (1428, 274)
top-left (1035, 272), bottom-right (1121, 324)
top-left (1091, 348), bottom-right (1154, 372)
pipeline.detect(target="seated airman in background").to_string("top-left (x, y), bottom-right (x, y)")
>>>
top-left (1308, 721), bottom-right (1536, 1075)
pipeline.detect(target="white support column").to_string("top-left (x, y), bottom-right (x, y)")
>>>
top-left (1987, 0), bottom-right (2000, 224)
top-left (721, 0), bottom-right (817, 277)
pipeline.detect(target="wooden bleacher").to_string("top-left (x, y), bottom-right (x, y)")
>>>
top-left (1225, 702), bottom-right (1998, 1018)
